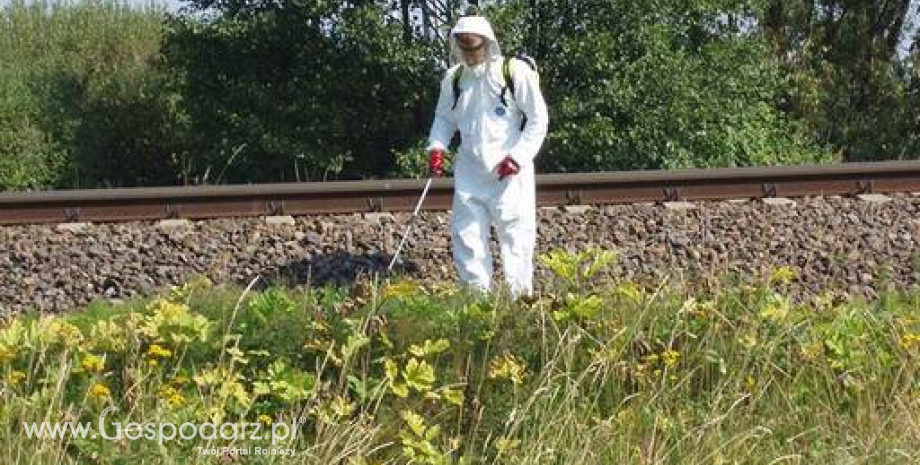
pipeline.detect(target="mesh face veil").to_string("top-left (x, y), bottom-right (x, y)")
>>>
top-left (448, 15), bottom-right (502, 67)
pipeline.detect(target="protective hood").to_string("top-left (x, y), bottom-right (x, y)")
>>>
top-left (449, 15), bottom-right (502, 67)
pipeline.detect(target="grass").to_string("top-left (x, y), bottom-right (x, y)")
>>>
top-left (0, 249), bottom-right (918, 464)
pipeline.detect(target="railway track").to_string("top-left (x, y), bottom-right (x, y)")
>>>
top-left (2, 161), bottom-right (920, 225)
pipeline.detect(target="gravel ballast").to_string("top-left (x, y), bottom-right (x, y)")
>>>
top-left (1, 194), bottom-right (919, 313)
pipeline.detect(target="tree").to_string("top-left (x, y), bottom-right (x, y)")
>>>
top-left (487, 0), bottom-right (830, 172)
top-left (0, 0), bottom-right (180, 190)
top-left (762, 0), bottom-right (916, 161)
top-left (163, 0), bottom-right (441, 183)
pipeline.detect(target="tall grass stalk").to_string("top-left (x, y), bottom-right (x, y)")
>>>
top-left (1, 252), bottom-right (918, 463)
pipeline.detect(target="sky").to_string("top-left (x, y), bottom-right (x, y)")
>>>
top-left (902, 0), bottom-right (920, 58)
top-left (153, 0), bottom-right (181, 12)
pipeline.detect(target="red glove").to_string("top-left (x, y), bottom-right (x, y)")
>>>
top-left (429, 149), bottom-right (445, 177)
top-left (497, 156), bottom-right (520, 180)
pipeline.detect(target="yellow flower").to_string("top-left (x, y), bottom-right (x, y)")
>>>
top-left (81, 354), bottom-right (105, 373)
top-left (488, 352), bottom-right (527, 386)
top-left (303, 338), bottom-right (331, 352)
top-left (169, 393), bottom-right (185, 408)
top-left (46, 319), bottom-right (84, 348)
top-left (89, 383), bottom-right (111, 400)
top-left (800, 341), bottom-right (824, 361)
top-left (679, 298), bottom-right (700, 316)
top-left (494, 437), bottom-right (521, 454)
top-left (0, 344), bottom-right (14, 364)
top-left (661, 350), bottom-right (680, 368)
top-left (616, 282), bottom-right (646, 303)
top-left (330, 396), bottom-right (357, 418)
top-left (170, 276), bottom-right (214, 301)
top-left (257, 414), bottom-right (272, 425)
top-left (381, 280), bottom-right (422, 299)
top-left (429, 281), bottom-right (460, 297)
top-left (739, 334), bottom-right (758, 349)
top-left (900, 333), bottom-right (920, 351)
top-left (7, 370), bottom-right (26, 386)
top-left (146, 344), bottom-right (172, 358)
top-left (146, 298), bottom-right (186, 320)
top-left (769, 266), bottom-right (797, 285)
top-left (89, 320), bottom-right (127, 353)
top-left (312, 320), bottom-right (330, 332)
top-left (760, 301), bottom-right (790, 323)
top-left (159, 386), bottom-right (186, 408)
top-left (745, 376), bottom-right (757, 391)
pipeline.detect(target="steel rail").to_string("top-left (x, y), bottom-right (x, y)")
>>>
top-left (1, 161), bottom-right (919, 225)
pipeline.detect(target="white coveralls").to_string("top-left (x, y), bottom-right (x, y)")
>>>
top-left (427, 16), bottom-right (549, 297)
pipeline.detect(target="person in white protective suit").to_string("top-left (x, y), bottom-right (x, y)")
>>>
top-left (426, 13), bottom-right (549, 297)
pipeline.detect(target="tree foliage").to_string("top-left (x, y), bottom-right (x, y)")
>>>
top-left (763, 0), bottom-right (918, 161)
top-left (163, 0), bottom-right (440, 183)
top-left (0, 0), bottom-right (916, 190)
top-left (0, 0), bottom-right (183, 189)
top-left (489, 0), bottom-right (834, 171)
